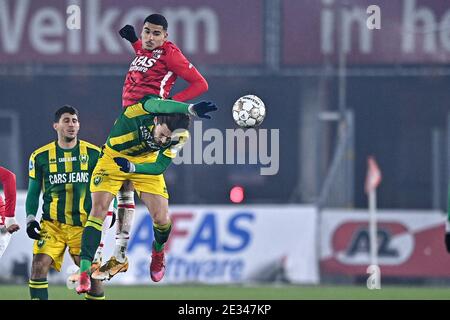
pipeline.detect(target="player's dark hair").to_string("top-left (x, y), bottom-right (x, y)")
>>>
top-left (157, 114), bottom-right (190, 131)
top-left (54, 105), bottom-right (79, 123)
top-left (144, 14), bottom-right (168, 30)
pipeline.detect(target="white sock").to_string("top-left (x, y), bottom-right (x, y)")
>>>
top-left (92, 207), bottom-right (113, 262)
top-left (115, 191), bottom-right (135, 263)
top-left (114, 239), bottom-right (128, 263)
top-left (93, 200), bottom-right (114, 264)
top-left (93, 243), bottom-right (104, 264)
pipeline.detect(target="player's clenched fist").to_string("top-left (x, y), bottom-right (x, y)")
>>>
top-left (26, 216), bottom-right (41, 240)
top-left (119, 25), bottom-right (138, 43)
top-left (114, 157), bottom-right (136, 173)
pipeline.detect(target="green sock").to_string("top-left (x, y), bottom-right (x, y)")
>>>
top-left (80, 216), bottom-right (103, 272)
top-left (154, 241), bottom-right (164, 252)
top-left (84, 292), bottom-right (106, 300)
top-left (29, 278), bottom-right (48, 300)
top-left (80, 259), bottom-right (92, 274)
top-left (153, 222), bottom-right (172, 252)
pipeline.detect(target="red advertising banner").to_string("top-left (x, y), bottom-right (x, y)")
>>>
top-left (320, 210), bottom-right (450, 277)
top-left (284, 0), bottom-right (450, 65)
top-left (0, 0), bottom-right (263, 65)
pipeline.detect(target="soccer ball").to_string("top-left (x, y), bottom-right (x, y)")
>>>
top-left (232, 95), bottom-right (266, 128)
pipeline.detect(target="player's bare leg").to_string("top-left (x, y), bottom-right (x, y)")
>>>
top-left (92, 182), bottom-right (134, 281)
top-left (139, 192), bottom-right (171, 282)
top-left (69, 201), bottom-right (114, 287)
top-left (29, 254), bottom-right (52, 300)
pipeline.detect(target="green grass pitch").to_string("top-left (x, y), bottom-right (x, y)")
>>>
top-left (2, 284), bottom-right (450, 300)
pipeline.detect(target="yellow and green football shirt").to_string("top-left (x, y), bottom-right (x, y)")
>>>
top-left (28, 140), bottom-right (101, 227)
top-left (106, 96), bottom-right (190, 159)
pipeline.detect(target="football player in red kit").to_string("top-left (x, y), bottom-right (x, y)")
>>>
top-left (121, 15), bottom-right (208, 106)
top-left (92, 14), bottom-right (209, 282)
top-left (0, 166), bottom-right (19, 258)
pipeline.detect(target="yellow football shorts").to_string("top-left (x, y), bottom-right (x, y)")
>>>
top-left (90, 145), bottom-right (169, 199)
top-left (33, 219), bottom-right (83, 272)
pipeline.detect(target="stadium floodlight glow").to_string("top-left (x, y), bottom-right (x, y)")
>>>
top-left (230, 186), bottom-right (245, 203)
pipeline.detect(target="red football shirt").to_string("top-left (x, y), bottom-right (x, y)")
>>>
top-left (122, 40), bottom-right (208, 107)
top-left (0, 166), bottom-right (16, 223)
top-left (0, 195), bottom-right (4, 225)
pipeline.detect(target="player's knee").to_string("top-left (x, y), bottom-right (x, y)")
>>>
top-left (91, 202), bottom-right (110, 218)
top-left (152, 209), bottom-right (170, 225)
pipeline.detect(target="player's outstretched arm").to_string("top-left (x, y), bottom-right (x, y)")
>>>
top-left (142, 98), bottom-right (218, 119)
top-left (169, 49), bottom-right (209, 102)
top-left (143, 97), bottom-right (191, 114)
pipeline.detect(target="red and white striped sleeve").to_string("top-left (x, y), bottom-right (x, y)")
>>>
top-left (168, 48), bottom-right (208, 102)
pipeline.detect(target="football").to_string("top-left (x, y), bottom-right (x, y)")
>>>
top-left (232, 95), bottom-right (266, 128)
